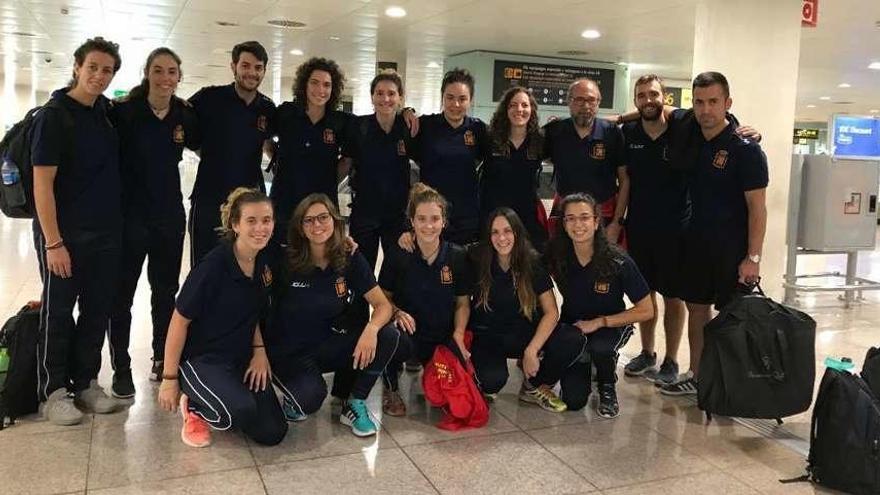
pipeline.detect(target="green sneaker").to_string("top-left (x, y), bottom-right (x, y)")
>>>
top-left (340, 399), bottom-right (378, 437)
top-left (519, 384), bottom-right (568, 413)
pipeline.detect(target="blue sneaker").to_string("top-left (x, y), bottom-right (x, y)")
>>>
top-left (340, 399), bottom-right (378, 437)
top-left (282, 397), bottom-right (308, 422)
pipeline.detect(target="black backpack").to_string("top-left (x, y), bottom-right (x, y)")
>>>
top-left (0, 100), bottom-right (74, 218)
top-left (697, 285), bottom-right (816, 421)
top-left (795, 364), bottom-right (880, 494)
top-left (0, 303), bottom-right (41, 429)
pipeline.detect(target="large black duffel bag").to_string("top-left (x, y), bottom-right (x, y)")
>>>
top-left (697, 285), bottom-right (816, 420)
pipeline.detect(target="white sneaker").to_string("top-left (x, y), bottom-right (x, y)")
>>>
top-left (75, 380), bottom-right (119, 414)
top-left (41, 388), bottom-right (84, 426)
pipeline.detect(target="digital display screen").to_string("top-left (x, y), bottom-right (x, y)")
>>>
top-left (830, 115), bottom-right (880, 160)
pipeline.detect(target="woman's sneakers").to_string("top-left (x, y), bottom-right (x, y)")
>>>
top-left (75, 380), bottom-right (119, 414)
top-left (624, 350), bottom-right (657, 377)
top-left (340, 399), bottom-right (378, 437)
top-left (41, 388), bottom-right (84, 426)
top-left (659, 371), bottom-right (698, 396)
top-left (645, 358), bottom-right (680, 386)
top-left (179, 394), bottom-right (212, 448)
top-left (519, 383), bottom-right (568, 413)
top-left (597, 384), bottom-right (620, 419)
top-left (282, 397), bottom-right (308, 422)
top-left (382, 388), bottom-right (407, 417)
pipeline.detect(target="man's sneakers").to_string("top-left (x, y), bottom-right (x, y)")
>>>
top-left (597, 383), bottom-right (620, 419)
top-left (75, 380), bottom-right (119, 414)
top-left (282, 397), bottom-right (308, 422)
top-left (41, 388), bottom-right (84, 426)
top-left (659, 371), bottom-right (698, 396)
top-left (179, 394), bottom-right (212, 447)
top-left (624, 351), bottom-right (657, 377)
top-left (340, 398), bottom-right (378, 437)
top-left (645, 358), bottom-right (679, 386)
top-left (149, 359), bottom-right (164, 382)
top-left (382, 388), bottom-right (407, 417)
top-left (519, 383), bottom-right (568, 413)
top-left (111, 368), bottom-right (135, 399)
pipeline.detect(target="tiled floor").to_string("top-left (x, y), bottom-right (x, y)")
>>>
top-left (2, 200), bottom-right (878, 493)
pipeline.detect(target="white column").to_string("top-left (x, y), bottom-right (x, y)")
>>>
top-left (692, 0), bottom-right (803, 300)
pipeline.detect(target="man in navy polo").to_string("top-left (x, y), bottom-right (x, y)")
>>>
top-left (188, 41), bottom-right (275, 266)
top-left (544, 78), bottom-right (628, 242)
top-left (660, 71), bottom-right (768, 396)
top-left (620, 74), bottom-right (688, 386)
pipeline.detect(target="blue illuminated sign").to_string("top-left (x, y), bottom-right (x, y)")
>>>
top-left (831, 115), bottom-right (880, 160)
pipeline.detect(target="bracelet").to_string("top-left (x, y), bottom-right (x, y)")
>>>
top-left (162, 374), bottom-right (178, 380)
top-left (45, 240), bottom-right (64, 250)
top-left (601, 316), bottom-right (609, 328)
top-left (252, 344), bottom-right (265, 348)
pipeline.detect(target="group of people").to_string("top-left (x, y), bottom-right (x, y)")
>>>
top-left (25, 35), bottom-right (769, 449)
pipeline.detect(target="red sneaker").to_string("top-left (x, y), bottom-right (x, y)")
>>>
top-left (179, 394), bottom-right (212, 448)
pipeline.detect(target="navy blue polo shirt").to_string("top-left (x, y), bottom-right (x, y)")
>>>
top-left (189, 84), bottom-right (275, 204)
top-left (480, 136), bottom-right (543, 219)
top-left (622, 120), bottom-right (690, 232)
top-left (688, 122), bottom-right (769, 238)
top-left (111, 95), bottom-right (200, 224)
top-left (411, 114), bottom-right (488, 231)
top-left (469, 255), bottom-right (554, 334)
top-left (271, 103), bottom-right (352, 216)
top-left (343, 113), bottom-right (412, 219)
top-left (378, 242), bottom-right (470, 342)
top-left (176, 241), bottom-right (275, 364)
top-left (31, 89), bottom-right (121, 237)
top-left (556, 252), bottom-right (650, 324)
top-left (269, 252), bottom-right (376, 353)
top-left (543, 118), bottom-right (624, 203)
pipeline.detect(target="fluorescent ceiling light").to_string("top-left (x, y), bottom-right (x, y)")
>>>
top-left (868, 62), bottom-right (880, 70)
top-left (427, 61), bottom-right (440, 68)
top-left (289, 49), bottom-right (303, 55)
top-left (819, 96), bottom-right (831, 100)
top-left (385, 6), bottom-right (406, 18)
top-left (581, 29), bottom-right (601, 39)
top-left (806, 104), bottom-right (816, 108)
top-left (838, 83), bottom-right (851, 88)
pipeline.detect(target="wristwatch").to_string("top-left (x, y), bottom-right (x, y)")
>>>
top-left (747, 254), bottom-right (761, 263)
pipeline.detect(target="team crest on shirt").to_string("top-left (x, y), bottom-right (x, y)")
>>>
top-left (397, 139), bottom-right (407, 156)
top-left (257, 115), bottom-right (268, 132)
top-left (463, 130), bottom-right (475, 146)
top-left (172, 124), bottom-right (185, 144)
top-left (323, 129), bottom-right (336, 144)
top-left (440, 265), bottom-right (454, 285)
top-left (594, 281), bottom-right (610, 294)
top-left (713, 150), bottom-right (729, 169)
top-left (261, 265), bottom-right (273, 288)
top-left (335, 276), bottom-right (348, 297)
top-left (591, 142), bottom-right (606, 160)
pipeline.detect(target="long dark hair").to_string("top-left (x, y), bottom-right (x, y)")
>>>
top-left (547, 193), bottom-right (623, 288)
top-left (292, 57), bottom-right (345, 111)
top-left (475, 208), bottom-right (539, 320)
top-left (286, 193), bottom-right (349, 275)
top-left (128, 47), bottom-right (182, 100)
top-left (488, 86), bottom-right (543, 157)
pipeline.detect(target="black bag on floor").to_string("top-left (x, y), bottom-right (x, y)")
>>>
top-left (804, 366), bottom-right (880, 494)
top-left (0, 303), bottom-right (41, 429)
top-left (697, 285), bottom-right (816, 420)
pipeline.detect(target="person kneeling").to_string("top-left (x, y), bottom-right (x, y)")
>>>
top-left (157, 188), bottom-right (287, 447)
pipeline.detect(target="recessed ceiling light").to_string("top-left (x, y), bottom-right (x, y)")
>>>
top-left (385, 6), bottom-right (407, 18)
top-left (838, 83), bottom-right (851, 88)
top-left (580, 29), bottom-right (601, 39)
top-left (869, 62), bottom-right (880, 70)
top-left (289, 49), bottom-right (304, 56)
top-left (819, 96), bottom-right (831, 100)
top-left (806, 104), bottom-right (816, 108)
top-left (426, 61), bottom-right (440, 68)
top-left (267, 19), bottom-right (307, 28)
top-left (329, 35), bottom-right (341, 41)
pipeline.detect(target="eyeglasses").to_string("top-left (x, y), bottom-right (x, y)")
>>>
top-left (563, 214), bottom-right (596, 224)
top-left (569, 96), bottom-right (600, 107)
top-left (302, 212), bottom-right (332, 227)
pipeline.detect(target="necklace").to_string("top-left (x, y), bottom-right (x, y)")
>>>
top-left (420, 243), bottom-right (440, 261)
top-left (148, 100), bottom-right (170, 117)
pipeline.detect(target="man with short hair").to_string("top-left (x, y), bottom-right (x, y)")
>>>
top-left (188, 41), bottom-right (275, 266)
top-left (659, 71), bottom-right (768, 396)
top-left (543, 78), bottom-right (628, 242)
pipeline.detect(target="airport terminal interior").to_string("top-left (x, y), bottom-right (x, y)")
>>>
top-left (1, 0), bottom-right (880, 493)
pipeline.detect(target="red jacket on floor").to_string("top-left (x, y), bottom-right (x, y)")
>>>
top-left (422, 334), bottom-right (488, 431)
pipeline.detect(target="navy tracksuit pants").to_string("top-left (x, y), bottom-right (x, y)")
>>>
top-left (559, 325), bottom-right (634, 411)
top-left (179, 355), bottom-right (287, 446)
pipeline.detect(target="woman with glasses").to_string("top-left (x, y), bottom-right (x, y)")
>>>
top-left (266, 193), bottom-right (400, 437)
top-left (545, 193), bottom-right (653, 418)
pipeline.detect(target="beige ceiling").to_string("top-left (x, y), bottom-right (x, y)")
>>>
top-left (1, 0), bottom-right (878, 121)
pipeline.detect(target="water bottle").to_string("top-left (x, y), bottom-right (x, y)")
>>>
top-left (824, 356), bottom-right (854, 371)
top-left (1, 156), bottom-right (20, 186)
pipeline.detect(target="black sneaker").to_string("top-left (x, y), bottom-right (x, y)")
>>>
top-left (597, 384), bottom-right (619, 419)
top-left (624, 350), bottom-right (657, 377)
top-left (645, 357), bottom-right (679, 385)
top-left (150, 359), bottom-right (163, 382)
top-left (659, 372), bottom-right (698, 396)
top-left (112, 369), bottom-right (135, 399)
